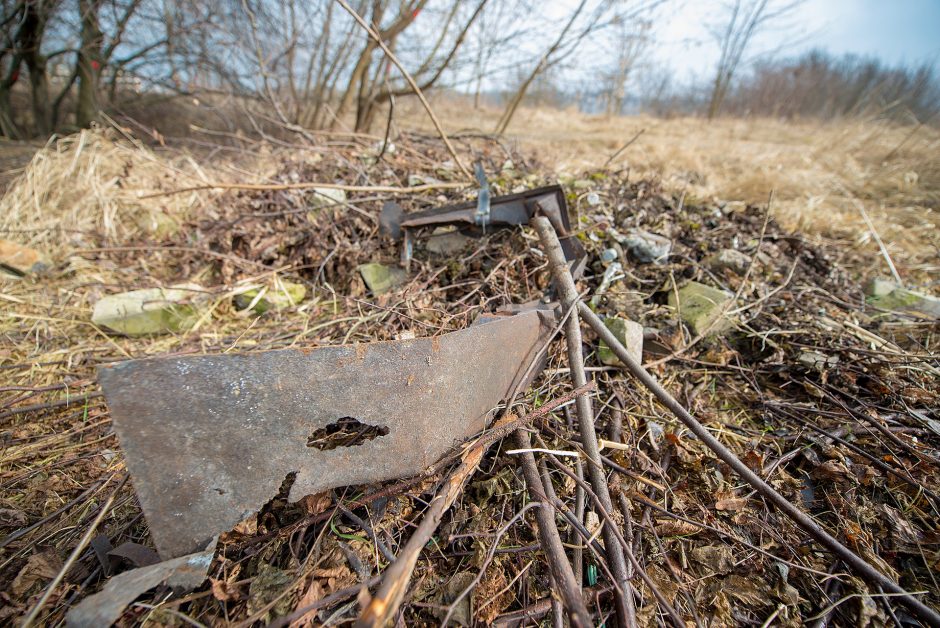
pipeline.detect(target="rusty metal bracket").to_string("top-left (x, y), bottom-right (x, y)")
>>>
top-left (379, 184), bottom-right (586, 276)
top-left (98, 310), bottom-right (555, 558)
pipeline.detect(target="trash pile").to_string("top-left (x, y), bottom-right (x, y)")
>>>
top-left (1, 131), bottom-right (938, 626)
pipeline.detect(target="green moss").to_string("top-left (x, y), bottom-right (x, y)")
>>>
top-left (234, 281), bottom-right (306, 314)
top-left (91, 286), bottom-right (205, 336)
top-left (667, 282), bottom-right (732, 336)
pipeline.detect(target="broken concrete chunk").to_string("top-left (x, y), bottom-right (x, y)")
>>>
top-left (621, 230), bottom-right (671, 264)
top-left (306, 188), bottom-right (347, 221)
top-left (358, 263), bottom-right (407, 295)
top-left (864, 278), bottom-right (940, 319)
top-left (598, 316), bottom-right (643, 366)
top-left (91, 284), bottom-right (206, 336)
top-left (798, 351), bottom-right (839, 372)
top-left (234, 280), bottom-right (306, 314)
top-left (0, 239), bottom-right (49, 276)
top-left (708, 248), bottom-right (751, 276)
top-left (667, 282), bottom-right (732, 336)
top-left (307, 187), bottom-right (347, 208)
top-left (66, 544), bottom-right (214, 628)
top-left (426, 227), bottom-right (471, 256)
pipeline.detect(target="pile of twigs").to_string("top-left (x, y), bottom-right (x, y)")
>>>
top-left (1, 131), bottom-right (938, 626)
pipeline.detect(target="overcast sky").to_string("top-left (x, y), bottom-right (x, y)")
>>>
top-left (652, 0), bottom-right (940, 82)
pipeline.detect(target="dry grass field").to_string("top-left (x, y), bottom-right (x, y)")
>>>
top-left (1, 105), bottom-right (938, 626)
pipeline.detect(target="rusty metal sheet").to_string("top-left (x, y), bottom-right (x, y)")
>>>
top-left (98, 310), bottom-right (553, 559)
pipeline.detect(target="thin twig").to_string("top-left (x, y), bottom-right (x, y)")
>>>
top-left (579, 301), bottom-right (940, 627)
top-left (531, 215), bottom-right (634, 628)
top-left (440, 501), bottom-right (543, 627)
top-left (22, 475), bottom-right (129, 627)
top-left (602, 128), bottom-right (645, 168)
top-left (511, 430), bottom-right (592, 627)
top-left (840, 184), bottom-right (902, 283)
top-left (140, 180), bottom-right (466, 200)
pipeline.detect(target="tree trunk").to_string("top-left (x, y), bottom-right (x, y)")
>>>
top-left (0, 84), bottom-right (18, 138)
top-left (707, 71), bottom-right (728, 120)
top-left (77, 0), bottom-right (104, 128)
top-left (26, 58), bottom-right (51, 134)
top-left (332, 39), bottom-right (376, 129)
top-left (17, 2), bottom-right (52, 135)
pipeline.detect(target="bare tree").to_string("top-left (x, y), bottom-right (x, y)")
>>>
top-left (494, 0), bottom-right (660, 134)
top-left (493, 0), bottom-right (591, 135)
top-left (601, 12), bottom-right (653, 116)
top-left (706, 0), bottom-right (802, 120)
top-left (0, 0), bottom-right (61, 137)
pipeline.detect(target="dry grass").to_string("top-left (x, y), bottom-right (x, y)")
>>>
top-left (0, 128), bottom-right (221, 259)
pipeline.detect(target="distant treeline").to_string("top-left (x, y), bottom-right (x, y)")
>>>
top-left (638, 50), bottom-right (939, 123)
top-left (722, 50), bottom-right (939, 122)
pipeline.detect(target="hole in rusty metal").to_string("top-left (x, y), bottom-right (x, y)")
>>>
top-left (306, 417), bottom-right (389, 451)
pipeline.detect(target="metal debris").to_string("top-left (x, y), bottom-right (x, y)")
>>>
top-left (379, 185), bottom-right (586, 275)
top-left (66, 543), bottom-right (215, 627)
top-left (98, 310), bottom-right (554, 558)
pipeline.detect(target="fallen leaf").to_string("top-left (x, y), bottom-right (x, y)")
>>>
top-left (289, 578), bottom-right (325, 628)
top-left (715, 497), bottom-right (747, 512)
top-left (724, 574), bottom-right (771, 607)
top-left (233, 515), bottom-right (258, 536)
top-left (690, 545), bottom-right (735, 574)
top-left (434, 571), bottom-right (474, 627)
top-left (0, 508), bottom-right (27, 527)
top-left (654, 520), bottom-right (699, 536)
top-left (11, 551), bottom-right (62, 598)
top-left (211, 577), bottom-right (242, 602)
top-left (812, 460), bottom-right (852, 482)
top-left (247, 564), bottom-right (297, 622)
top-left (299, 491), bottom-right (332, 516)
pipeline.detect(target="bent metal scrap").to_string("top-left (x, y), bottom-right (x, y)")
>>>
top-left (98, 309), bottom-right (554, 558)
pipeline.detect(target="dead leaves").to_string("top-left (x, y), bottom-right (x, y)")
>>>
top-left (0, 508), bottom-right (27, 528)
top-left (247, 564), bottom-right (296, 622)
top-left (299, 491), bottom-right (332, 516)
top-left (11, 550), bottom-right (61, 598)
top-left (210, 577), bottom-right (242, 603)
top-left (654, 519), bottom-right (699, 537)
top-left (289, 579), bottom-right (325, 628)
top-left (690, 544), bottom-right (735, 575)
top-left (285, 564), bottom-right (355, 627)
top-left (714, 496), bottom-right (748, 512)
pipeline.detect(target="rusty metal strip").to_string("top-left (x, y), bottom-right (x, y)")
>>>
top-left (98, 310), bottom-right (554, 558)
